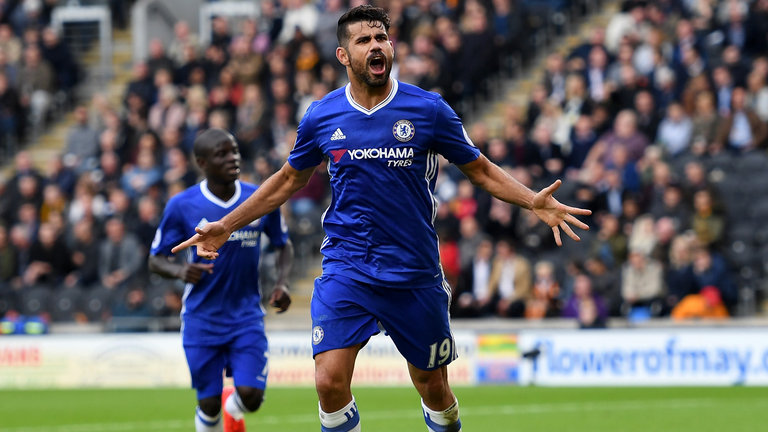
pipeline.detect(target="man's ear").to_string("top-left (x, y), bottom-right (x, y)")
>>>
top-left (336, 46), bottom-right (349, 67)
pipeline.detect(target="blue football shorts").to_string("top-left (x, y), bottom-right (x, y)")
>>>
top-left (310, 273), bottom-right (457, 371)
top-left (183, 324), bottom-right (269, 400)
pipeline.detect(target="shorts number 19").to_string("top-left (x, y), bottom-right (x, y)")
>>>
top-left (427, 338), bottom-right (453, 369)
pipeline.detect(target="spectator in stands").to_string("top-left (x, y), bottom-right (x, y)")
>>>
top-left (621, 246), bottom-right (664, 320)
top-left (489, 239), bottom-right (532, 318)
top-left (0, 223), bottom-right (19, 292)
top-left (656, 101), bottom-right (693, 157)
top-left (525, 260), bottom-right (561, 319)
top-left (98, 216), bottom-right (143, 290)
top-left (18, 44), bottom-right (54, 131)
top-left (124, 62), bottom-right (154, 107)
top-left (745, 0), bottom-right (768, 56)
top-left (148, 84), bottom-right (185, 135)
top-left (110, 284), bottom-right (153, 331)
top-left (633, 90), bottom-right (661, 144)
top-left (542, 52), bottom-right (566, 104)
top-left (453, 237), bottom-right (497, 318)
top-left (585, 109), bottom-right (649, 170)
top-left (663, 232), bottom-right (698, 313)
top-left (715, 86), bottom-right (767, 152)
top-left (40, 26), bottom-right (78, 96)
top-left (64, 105), bottom-right (99, 172)
top-left (690, 188), bottom-right (725, 249)
top-left (562, 273), bottom-right (607, 328)
top-left (605, 0), bottom-right (650, 55)
top-left (167, 20), bottom-right (199, 67)
top-left (278, 0), bottom-right (319, 45)
top-left (67, 218), bottom-right (100, 289)
top-left (746, 69), bottom-right (768, 122)
top-left (22, 221), bottom-right (74, 288)
top-left (162, 146), bottom-right (197, 190)
top-left (670, 284), bottom-right (729, 320)
top-left (0, 24), bottom-right (22, 66)
top-left (209, 16), bottom-right (232, 50)
top-left (690, 91), bottom-right (720, 149)
top-left (0, 71), bottom-right (21, 150)
top-left (589, 212), bottom-right (628, 270)
top-left (690, 242), bottom-right (737, 312)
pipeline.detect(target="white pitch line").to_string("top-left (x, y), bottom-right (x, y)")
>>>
top-left (0, 397), bottom-right (763, 432)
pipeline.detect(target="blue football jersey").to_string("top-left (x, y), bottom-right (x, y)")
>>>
top-left (288, 79), bottom-right (480, 288)
top-left (150, 180), bottom-right (288, 344)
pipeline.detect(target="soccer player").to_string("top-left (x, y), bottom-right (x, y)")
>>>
top-left (149, 128), bottom-right (293, 432)
top-left (173, 6), bottom-right (591, 432)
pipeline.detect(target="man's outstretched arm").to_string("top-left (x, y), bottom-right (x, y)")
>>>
top-left (458, 154), bottom-right (591, 246)
top-left (172, 162), bottom-right (316, 258)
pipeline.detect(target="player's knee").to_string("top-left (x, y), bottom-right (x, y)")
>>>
top-left (236, 386), bottom-right (264, 412)
top-left (198, 396), bottom-right (222, 417)
top-left (315, 371), bottom-right (348, 399)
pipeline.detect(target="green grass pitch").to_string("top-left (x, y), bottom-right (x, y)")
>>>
top-left (1, 386), bottom-right (767, 431)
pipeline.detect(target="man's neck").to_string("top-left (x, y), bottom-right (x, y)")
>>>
top-left (347, 77), bottom-right (393, 110)
top-left (206, 179), bottom-right (236, 201)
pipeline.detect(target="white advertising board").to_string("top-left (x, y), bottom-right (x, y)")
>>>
top-left (517, 329), bottom-right (768, 386)
top-left (0, 334), bottom-right (189, 388)
top-left (0, 331), bottom-right (477, 389)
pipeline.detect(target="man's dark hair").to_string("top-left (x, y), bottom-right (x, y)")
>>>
top-left (193, 128), bottom-right (235, 159)
top-left (336, 5), bottom-right (390, 47)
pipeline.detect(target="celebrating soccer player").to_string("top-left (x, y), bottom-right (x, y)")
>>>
top-left (173, 6), bottom-right (590, 432)
top-left (150, 129), bottom-right (293, 432)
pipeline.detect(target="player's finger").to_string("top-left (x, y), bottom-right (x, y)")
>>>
top-left (564, 213), bottom-right (590, 230)
top-left (560, 220), bottom-right (581, 242)
top-left (562, 205), bottom-right (592, 216)
top-left (540, 179), bottom-right (562, 196)
top-left (171, 235), bottom-right (199, 254)
top-left (551, 225), bottom-right (562, 246)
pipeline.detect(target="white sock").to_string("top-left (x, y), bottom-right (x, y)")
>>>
top-left (224, 389), bottom-right (246, 421)
top-left (422, 398), bottom-right (462, 432)
top-left (195, 406), bottom-right (223, 432)
top-left (319, 396), bottom-right (361, 432)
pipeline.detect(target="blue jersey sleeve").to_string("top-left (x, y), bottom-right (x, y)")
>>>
top-left (150, 197), bottom-right (187, 257)
top-left (288, 101), bottom-right (325, 171)
top-left (262, 208), bottom-right (289, 248)
top-left (431, 96), bottom-right (481, 165)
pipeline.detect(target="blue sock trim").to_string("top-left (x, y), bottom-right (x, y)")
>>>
top-left (424, 412), bottom-right (461, 432)
top-left (321, 403), bottom-right (360, 432)
top-left (196, 407), bottom-right (219, 427)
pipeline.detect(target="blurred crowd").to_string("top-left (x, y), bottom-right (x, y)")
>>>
top-left (1, 0), bottom-right (767, 332)
top-left (445, 0), bottom-right (768, 327)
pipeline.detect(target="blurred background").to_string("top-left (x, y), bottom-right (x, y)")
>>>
top-left (1, 0), bottom-right (768, 406)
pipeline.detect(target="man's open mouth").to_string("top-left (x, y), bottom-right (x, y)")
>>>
top-left (369, 55), bottom-right (386, 74)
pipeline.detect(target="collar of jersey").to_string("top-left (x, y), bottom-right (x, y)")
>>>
top-left (345, 78), bottom-right (398, 115)
top-left (199, 179), bottom-right (241, 208)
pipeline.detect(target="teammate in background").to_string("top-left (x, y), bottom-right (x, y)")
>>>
top-left (173, 6), bottom-right (590, 432)
top-left (149, 128), bottom-right (293, 432)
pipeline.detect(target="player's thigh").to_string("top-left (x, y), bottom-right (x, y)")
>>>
top-left (375, 283), bottom-right (456, 371)
top-left (184, 344), bottom-right (227, 400)
top-left (310, 274), bottom-right (379, 357)
top-left (228, 329), bottom-right (269, 390)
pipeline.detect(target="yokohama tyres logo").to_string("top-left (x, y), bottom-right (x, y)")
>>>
top-left (329, 147), bottom-right (414, 163)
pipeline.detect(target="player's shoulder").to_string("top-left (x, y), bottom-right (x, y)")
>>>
top-left (238, 180), bottom-right (259, 195)
top-left (165, 183), bottom-right (203, 208)
top-left (308, 86), bottom-right (347, 113)
top-left (396, 81), bottom-right (443, 105)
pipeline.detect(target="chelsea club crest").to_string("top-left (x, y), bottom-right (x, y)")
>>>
top-left (393, 119), bottom-right (415, 142)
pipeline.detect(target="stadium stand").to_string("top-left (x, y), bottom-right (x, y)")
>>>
top-left (1, 0), bottom-right (767, 333)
